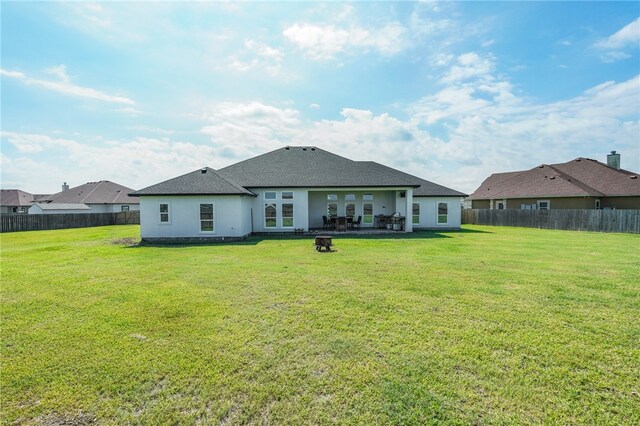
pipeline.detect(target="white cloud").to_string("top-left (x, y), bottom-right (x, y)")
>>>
top-left (441, 52), bottom-right (495, 83)
top-left (0, 131), bottom-right (217, 193)
top-left (226, 40), bottom-right (284, 76)
top-left (594, 17), bottom-right (640, 50)
top-left (0, 67), bottom-right (135, 105)
top-left (593, 17), bottom-right (640, 63)
top-left (282, 22), bottom-right (407, 60)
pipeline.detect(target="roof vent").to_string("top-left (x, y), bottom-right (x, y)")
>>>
top-left (576, 159), bottom-right (581, 162)
top-left (538, 165), bottom-right (544, 168)
top-left (311, 148), bottom-right (316, 151)
top-left (631, 176), bottom-right (638, 179)
top-left (201, 168), bottom-right (207, 174)
top-left (285, 147), bottom-right (290, 150)
top-left (550, 176), bottom-right (555, 180)
top-left (302, 147), bottom-right (307, 151)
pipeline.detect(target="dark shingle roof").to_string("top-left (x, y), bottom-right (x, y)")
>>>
top-left (41, 181), bottom-right (140, 204)
top-left (132, 146), bottom-right (465, 197)
top-left (468, 158), bottom-right (640, 200)
top-left (131, 167), bottom-right (255, 196)
top-left (218, 146), bottom-right (418, 188)
top-left (361, 162), bottom-right (468, 197)
top-left (0, 189), bottom-right (35, 206)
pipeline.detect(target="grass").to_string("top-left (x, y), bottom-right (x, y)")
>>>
top-left (1, 225), bottom-right (639, 424)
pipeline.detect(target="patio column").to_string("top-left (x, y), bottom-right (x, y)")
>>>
top-left (405, 189), bottom-right (413, 232)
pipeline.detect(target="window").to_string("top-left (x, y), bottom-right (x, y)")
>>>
top-left (282, 191), bottom-right (294, 200)
top-left (595, 199), bottom-right (601, 209)
top-left (345, 194), bottom-right (356, 201)
top-left (537, 200), bottom-right (550, 210)
top-left (327, 194), bottom-right (337, 201)
top-left (437, 202), bottom-right (448, 224)
top-left (497, 201), bottom-right (505, 210)
top-left (345, 203), bottom-right (355, 217)
top-left (121, 205), bottom-right (130, 212)
top-left (282, 204), bottom-right (294, 227)
top-left (265, 203), bottom-right (277, 228)
top-left (412, 203), bottom-right (420, 225)
top-left (363, 193), bottom-right (373, 201)
top-left (265, 192), bottom-right (277, 200)
top-left (160, 203), bottom-right (170, 223)
top-left (363, 203), bottom-right (373, 225)
top-left (327, 203), bottom-right (337, 217)
top-left (200, 203), bottom-right (214, 232)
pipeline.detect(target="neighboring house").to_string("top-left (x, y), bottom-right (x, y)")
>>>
top-left (468, 152), bottom-right (640, 210)
top-left (0, 189), bottom-right (36, 214)
top-left (131, 146), bottom-right (467, 241)
top-left (30, 180), bottom-right (139, 214)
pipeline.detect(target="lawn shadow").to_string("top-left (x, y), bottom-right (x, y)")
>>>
top-left (120, 227), bottom-right (492, 248)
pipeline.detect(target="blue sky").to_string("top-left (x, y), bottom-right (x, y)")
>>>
top-left (1, 1), bottom-right (639, 194)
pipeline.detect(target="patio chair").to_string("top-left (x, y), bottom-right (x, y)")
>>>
top-left (336, 216), bottom-right (347, 232)
top-left (352, 215), bottom-right (362, 230)
top-left (322, 215), bottom-right (333, 230)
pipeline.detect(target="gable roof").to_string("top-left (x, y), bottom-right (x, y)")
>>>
top-left (130, 167), bottom-right (255, 196)
top-left (41, 181), bottom-right (140, 204)
top-left (468, 158), bottom-right (640, 200)
top-left (132, 146), bottom-right (466, 197)
top-left (0, 189), bottom-right (35, 207)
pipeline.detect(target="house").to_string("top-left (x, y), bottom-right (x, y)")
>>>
top-left (30, 180), bottom-right (139, 214)
top-left (0, 189), bottom-right (37, 214)
top-left (131, 146), bottom-right (467, 242)
top-left (468, 152), bottom-right (640, 210)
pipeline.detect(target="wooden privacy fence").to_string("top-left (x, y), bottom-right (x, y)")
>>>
top-left (462, 209), bottom-right (640, 234)
top-left (0, 210), bottom-right (140, 233)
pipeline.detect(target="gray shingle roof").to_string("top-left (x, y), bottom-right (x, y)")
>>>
top-left (468, 158), bottom-right (640, 200)
top-left (34, 203), bottom-right (91, 210)
top-left (131, 167), bottom-right (255, 196)
top-left (132, 146), bottom-right (466, 197)
top-left (0, 189), bottom-right (35, 207)
top-left (42, 181), bottom-right (140, 204)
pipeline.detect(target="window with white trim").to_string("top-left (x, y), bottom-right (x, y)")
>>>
top-left (327, 194), bottom-right (337, 201)
top-left (437, 202), bottom-right (448, 224)
top-left (282, 191), bottom-right (294, 200)
top-left (345, 203), bottom-right (355, 217)
top-left (265, 192), bottom-right (277, 200)
top-left (200, 203), bottom-right (214, 232)
top-left (537, 200), bottom-right (550, 210)
top-left (265, 203), bottom-right (277, 228)
top-left (345, 194), bottom-right (356, 201)
top-left (595, 199), bottom-right (601, 209)
top-left (327, 203), bottom-right (337, 217)
top-left (121, 205), bottom-right (130, 212)
top-left (363, 203), bottom-right (373, 225)
top-left (412, 203), bottom-right (420, 225)
top-left (282, 203), bottom-right (294, 227)
top-left (363, 193), bottom-right (373, 201)
top-left (160, 203), bottom-right (170, 223)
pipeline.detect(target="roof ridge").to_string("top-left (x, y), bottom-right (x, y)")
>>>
top-left (79, 181), bottom-right (102, 203)
top-left (544, 165), bottom-right (604, 197)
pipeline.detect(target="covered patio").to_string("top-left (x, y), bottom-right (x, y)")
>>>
top-left (307, 188), bottom-right (413, 232)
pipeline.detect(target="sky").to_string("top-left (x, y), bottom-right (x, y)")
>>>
top-left (1, 1), bottom-right (639, 195)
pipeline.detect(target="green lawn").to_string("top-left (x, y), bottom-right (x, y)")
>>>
top-left (1, 225), bottom-right (638, 425)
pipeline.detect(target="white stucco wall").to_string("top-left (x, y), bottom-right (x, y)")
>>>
top-left (248, 189), bottom-right (309, 232)
top-left (139, 195), bottom-right (251, 239)
top-left (412, 197), bottom-right (462, 229)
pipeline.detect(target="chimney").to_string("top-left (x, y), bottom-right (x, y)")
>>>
top-left (607, 151), bottom-right (621, 170)
top-left (62, 182), bottom-right (70, 191)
